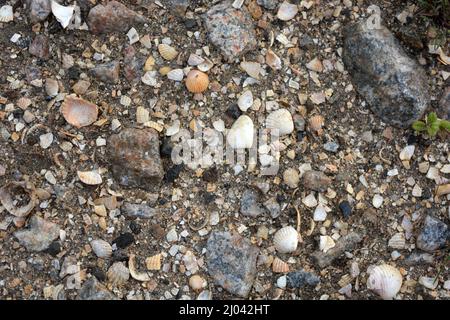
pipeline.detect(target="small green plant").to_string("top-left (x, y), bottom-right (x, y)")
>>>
top-left (412, 112), bottom-right (450, 137)
top-left (416, 0), bottom-right (450, 27)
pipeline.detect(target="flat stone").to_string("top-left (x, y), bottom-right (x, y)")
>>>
top-left (404, 251), bottom-right (435, 266)
top-left (91, 61), bottom-right (120, 84)
top-left (29, 34), bottom-right (50, 60)
top-left (164, 0), bottom-right (190, 17)
top-left (203, 1), bottom-right (257, 61)
top-left (416, 215), bottom-right (448, 252)
top-left (78, 277), bottom-right (117, 300)
top-left (123, 45), bottom-right (143, 83)
top-left (286, 270), bottom-right (320, 288)
top-left (206, 231), bottom-right (259, 298)
top-left (107, 128), bottom-right (164, 190)
top-left (14, 216), bottom-right (60, 252)
top-left (240, 188), bottom-right (267, 217)
top-left (303, 170), bottom-right (332, 192)
top-left (87, 1), bottom-right (147, 34)
top-left (122, 202), bottom-right (158, 219)
top-left (28, 0), bottom-right (51, 23)
top-left (343, 21), bottom-right (429, 127)
top-left (312, 232), bottom-right (363, 268)
top-left (257, 0), bottom-right (278, 10)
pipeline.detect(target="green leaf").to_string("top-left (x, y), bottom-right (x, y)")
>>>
top-left (427, 121), bottom-right (440, 136)
top-left (439, 120), bottom-right (450, 131)
top-left (412, 121), bottom-right (426, 132)
top-left (427, 112), bottom-right (438, 125)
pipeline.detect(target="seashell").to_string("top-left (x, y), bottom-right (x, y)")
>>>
top-left (306, 57), bottom-right (324, 72)
top-left (419, 276), bottom-right (438, 290)
top-left (144, 56), bottom-right (155, 71)
top-left (399, 145), bottom-right (415, 161)
top-left (272, 257), bottom-right (290, 273)
top-left (158, 44), bottom-right (178, 61)
top-left (167, 69), bottom-right (184, 81)
top-left (129, 254), bottom-right (151, 282)
top-left (159, 66), bottom-right (172, 76)
top-left (166, 120), bottom-right (180, 136)
top-left (367, 264), bottom-right (403, 300)
top-left (185, 70), bottom-right (209, 93)
top-left (136, 106), bottom-right (149, 124)
top-left (302, 193), bottom-right (317, 207)
top-left (61, 95), bottom-right (98, 127)
top-left (51, 0), bottom-right (74, 29)
top-left (90, 239), bottom-right (112, 259)
top-left (0, 181), bottom-right (37, 218)
top-left (226, 115), bottom-right (254, 149)
top-left (273, 226), bottom-right (298, 253)
top-left (266, 109), bottom-right (294, 136)
top-left (266, 50), bottom-right (282, 70)
top-left (120, 95), bottom-right (131, 107)
top-left (107, 262), bottom-right (130, 286)
top-left (77, 170), bottom-right (103, 185)
top-left (189, 275), bottom-right (207, 291)
top-left (16, 97), bottom-right (32, 110)
top-left (308, 115), bottom-right (324, 133)
top-left (240, 61), bottom-right (261, 79)
top-left (197, 58), bottom-right (214, 72)
top-left (338, 274), bottom-right (353, 288)
top-left (388, 232), bottom-right (406, 249)
top-left (145, 253), bottom-right (162, 271)
top-left (45, 79), bottom-right (59, 97)
top-left (188, 54), bottom-right (205, 66)
top-left (127, 27), bottom-right (139, 45)
top-left (319, 235), bottom-right (336, 253)
top-left (0, 5), bottom-right (14, 23)
top-left (237, 90), bottom-right (253, 112)
top-left (277, 1), bottom-right (298, 21)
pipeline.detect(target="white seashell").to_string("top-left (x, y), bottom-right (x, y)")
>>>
top-left (266, 50), bottom-right (282, 70)
top-left (367, 264), bottom-right (403, 300)
top-left (136, 106), bottom-right (149, 124)
top-left (167, 69), bottom-right (184, 81)
top-left (0, 5), bottom-right (14, 23)
top-left (240, 61), bottom-right (261, 80)
top-left (128, 254), bottom-right (151, 282)
top-left (237, 90), bottom-right (253, 112)
top-left (388, 233), bottom-right (406, 249)
top-left (273, 226), bottom-right (298, 253)
top-left (313, 205), bottom-right (327, 221)
top-left (77, 170), bottom-right (102, 185)
top-left (166, 120), bottom-right (180, 136)
top-left (39, 132), bottom-right (53, 149)
top-left (226, 115), bottom-right (254, 149)
top-left (107, 262), bottom-right (130, 286)
top-left (188, 54), bottom-right (205, 66)
top-left (319, 235), bottom-right (335, 253)
top-left (372, 194), bottom-right (383, 208)
top-left (277, 2), bottom-right (298, 21)
top-left (399, 145), bottom-right (415, 161)
top-left (213, 119), bottom-right (225, 132)
top-left (198, 58), bottom-right (214, 72)
top-left (51, 1), bottom-right (74, 29)
top-left (266, 109), bottom-right (294, 136)
top-left (302, 193), bottom-right (317, 207)
top-left (45, 78), bottom-right (59, 97)
top-left (127, 27), bottom-right (139, 45)
top-left (141, 71), bottom-right (159, 87)
top-left (90, 239), bottom-right (112, 259)
top-left (120, 95), bottom-right (131, 107)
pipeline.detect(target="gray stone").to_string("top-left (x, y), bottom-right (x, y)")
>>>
top-left (91, 61), bottom-right (120, 84)
top-left (203, 1), bottom-right (257, 61)
top-left (286, 270), bottom-right (320, 288)
top-left (343, 21), bottom-right (429, 127)
top-left (78, 277), bottom-right (117, 300)
top-left (28, 0), bottom-right (51, 23)
top-left (165, 0), bottom-right (190, 17)
top-left (264, 197), bottom-right (281, 219)
top-left (122, 202), bottom-right (158, 219)
top-left (323, 141), bottom-right (339, 153)
top-left (107, 128), bottom-right (164, 191)
top-left (29, 34), bottom-right (50, 60)
top-left (257, 0), bottom-right (278, 10)
top-left (404, 251), bottom-right (435, 266)
top-left (303, 170), bottom-right (332, 192)
top-left (416, 215), bottom-right (448, 252)
top-left (240, 188), bottom-right (267, 217)
top-left (206, 231), bottom-right (259, 298)
top-left (312, 232), bottom-right (363, 268)
top-left (14, 216), bottom-right (60, 252)
top-left (439, 87), bottom-right (450, 120)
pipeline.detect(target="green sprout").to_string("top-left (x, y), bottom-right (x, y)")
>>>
top-left (412, 112), bottom-right (450, 137)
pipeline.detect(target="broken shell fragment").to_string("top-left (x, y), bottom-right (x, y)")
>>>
top-left (185, 70), bottom-right (209, 93)
top-left (240, 61), bottom-right (262, 79)
top-left (435, 184), bottom-right (450, 196)
top-left (129, 254), bottom-right (151, 282)
top-left (145, 253), bottom-right (162, 271)
top-left (189, 275), bottom-right (207, 291)
top-left (0, 181), bottom-right (37, 218)
top-left (77, 170), bottom-right (103, 185)
top-left (226, 115), bottom-right (254, 149)
top-left (158, 44), bottom-right (178, 61)
top-left (272, 257), bottom-right (290, 273)
top-left (308, 115), bottom-right (324, 133)
top-left (61, 96), bottom-right (98, 128)
top-left (277, 2), bottom-right (298, 21)
top-left (107, 262), bottom-right (130, 286)
top-left (367, 264), bottom-right (403, 300)
top-left (388, 233), bottom-right (406, 249)
top-left (0, 5), bottom-right (14, 23)
top-left (167, 69), bottom-right (184, 81)
top-left (51, 0), bottom-right (75, 29)
top-left (266, 50), bottom-right (282, 70)
top-left (319, 235), bottom-right (336, 253)
top-left (90, 239), bottom-right (112, 259)
top-left (273, 226), bottom-right (298, 253)
top-left (237, 90), bottom-right (253, 112)
top-left (266, 109), bottom-right (294, 135)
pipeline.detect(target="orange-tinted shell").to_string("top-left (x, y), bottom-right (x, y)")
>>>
top-left (185, 70), bottom-right (209, 93)
top-left (308, 115), bottom-right (324, 133)
top-left (272, 257), bottom-right (290, 273)
top-left (61, 95), bottom-right (98, 127)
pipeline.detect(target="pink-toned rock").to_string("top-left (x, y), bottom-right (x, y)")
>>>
top-left (29, 34), bottom-right (50, 60)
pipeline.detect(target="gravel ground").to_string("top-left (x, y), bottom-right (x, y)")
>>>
top-left (0, 0), bottom-right (449, 300)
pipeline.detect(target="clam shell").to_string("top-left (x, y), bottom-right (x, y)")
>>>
top-left (237, 90), bottom-right (253, 112)
top-left (197, 58), bottom-right (214, 72)
top-left (188, 54), bottom-right (205, 66)
top-left (128, 254), bottom-right (151, 282)
top-left (61, 95), bottom-right (98, 127)
top-left (90, 239), bottom-right (112, 259)
top-left (272, 257), bottom-right (290, 273)
top-left (189, 275), bottom-right (207, 291)
top-left (277, 2), bottom-right (298, 21)
top-left (306, 57), bottom-right (324, 72)
top-left (107, 262), bottom-right (130, 286)
top-left (266, 50), bottom-right (282, 70)
top-left (0, 5), bottom-right (13, 23)
top-left (185, 70), bottom-right (209, 93)
top-left (0, 181), bottom-right (37, 218)
top-left (226, 115), bottom-right (254, 149)
top-left (240, 61), bottom-right (261, 79)
top-left (388, 233), bottom-right (406, 249)
top-left (266, 109), bottom-right (294, 136)
top-left (273, 226), bottom-right (298, 253)
top-left (158, 44), bottom-right (178, 61)
top-left (367, 264), bottom-right (403, 300)
top-left (308, 115), bottom-right (324, 133)
top-left (167, 69), bottom-right (184, 81)
top-left (145, 253), bottom-right (162, 271)
top-left (77, 170), bottom-right (102, 185)
top-left (136, 106), bottom-right (149, 124)
top-left (51, 1), bottom-right (74, 29)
